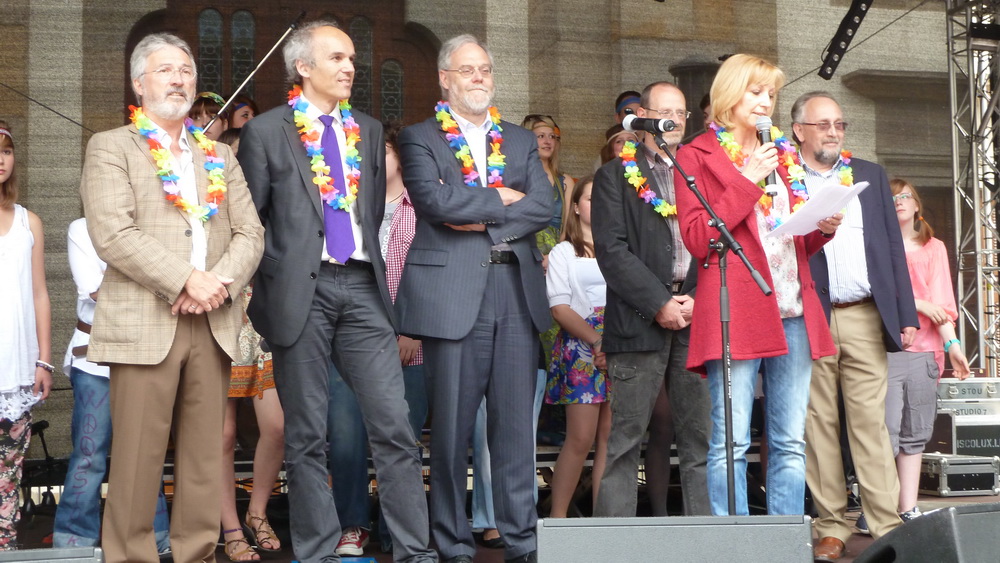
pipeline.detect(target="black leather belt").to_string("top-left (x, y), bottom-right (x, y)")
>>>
top-left (323, 259), bottom-right (374, 271)
top-left (831, 296), bottom-right (874, 309)
top-left (346, 259), bottom-right (374, 271)
top-left (489, 250), bottom-right (518, 264)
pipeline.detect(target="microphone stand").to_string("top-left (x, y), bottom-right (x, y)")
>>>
top-left (205, 10), bottom-right (306, 131)
top-left (652, 132), bottom-right (772, 516)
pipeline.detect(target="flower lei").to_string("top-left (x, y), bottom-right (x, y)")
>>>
top-left (129, 106), bottom-right (226, 221)
top-left (618, 140), bottom-right (676, 217)
top-left (287, 85), bottom-right (361, 210)
top-left (710, 121), bottom-right (853, 229)
top-left (434, 101), bottom-right (505, 187)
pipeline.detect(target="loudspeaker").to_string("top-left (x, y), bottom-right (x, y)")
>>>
top-left (854, 502), bottom-right (1000, 563)
top-left (0, 546), bottom-right (102, 562)
top-left (537, 515), bottom-right (812, 563)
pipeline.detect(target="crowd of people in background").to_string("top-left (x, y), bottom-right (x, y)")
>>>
top-left (0, 18), bottom-right (975, 563)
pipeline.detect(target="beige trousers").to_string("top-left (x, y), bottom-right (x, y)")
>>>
top-left (805, 301), bottom-right (902, 542)
top-left (102, 314), bottom-right (230, 563)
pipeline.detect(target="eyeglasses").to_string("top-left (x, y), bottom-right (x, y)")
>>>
top-left (799, 121), bottom-right (848, 132)
top-left (144, 65), bottom-right (196, 81)
top-left (536, 133), bottom-right (560, 141)
top-left (445, 65), bottom-right (493, 78)
top-left (892, 193), bottom-right (913, 202)
top-left (642, 108), bottom-right (691, 120)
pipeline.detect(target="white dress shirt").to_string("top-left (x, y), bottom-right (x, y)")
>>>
top-left (802, 155), bottom-right (872, 303)
top-left (63, 218), bottom-right (110, 378)
top-left (155, 126), bottom-right (207, 270)
top-left (452, 109), bottom-right (511, 250)
top-left (451, 110), bottom-right (492, 187)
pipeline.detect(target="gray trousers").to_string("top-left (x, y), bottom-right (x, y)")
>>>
top-left (271, 262), bottom-right (436, 563)
top-left (423, 264), bottom-right (539, 561)
top-left (594, 328), bottom-right (712, 516)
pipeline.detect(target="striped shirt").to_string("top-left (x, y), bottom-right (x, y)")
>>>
top-left (802, 155), bottom-right (872, 304)
top-left (643, 145), bottom-right (692, 282)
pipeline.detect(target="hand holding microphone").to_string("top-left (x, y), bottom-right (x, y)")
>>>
top-left (753, 116), bottom-right (781, 195)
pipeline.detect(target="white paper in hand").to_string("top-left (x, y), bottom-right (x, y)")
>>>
top-left (767, 180), bottom-right (869, 238)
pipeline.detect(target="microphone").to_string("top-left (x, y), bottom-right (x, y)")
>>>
top-left (622, 114), bottom-right (677, 134)
top-left (755, 116), bottom-right (780, 196)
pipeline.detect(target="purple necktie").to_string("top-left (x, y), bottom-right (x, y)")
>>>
top-left (318, 114), bottom-right (356, 263)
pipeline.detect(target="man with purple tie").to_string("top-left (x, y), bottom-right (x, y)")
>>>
top-left (239, 21), bottom-right (436, 563)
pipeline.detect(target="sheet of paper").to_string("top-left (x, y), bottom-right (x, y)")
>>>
top-left (767, 180), bottom-right (869, 238)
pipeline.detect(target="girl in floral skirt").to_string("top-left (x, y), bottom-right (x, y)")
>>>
top-left (0, 120), bottom-right (52, 549)
top-left (544, 175), bottom-right (610, 518)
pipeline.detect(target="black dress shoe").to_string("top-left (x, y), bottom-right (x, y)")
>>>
top-left (505, 551), bottom-right (538, 563)
top-left (444, 556), bottom-right (474, 563)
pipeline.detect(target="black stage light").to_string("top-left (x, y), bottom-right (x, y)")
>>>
top-left (819, 0), bottom-right (873, 80)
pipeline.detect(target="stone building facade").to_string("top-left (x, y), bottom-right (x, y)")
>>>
top-left (0, 0), bottom-right (950, 457)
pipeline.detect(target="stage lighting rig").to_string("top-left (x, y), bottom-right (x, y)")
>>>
top-left (819, 0), bottom-right (873, 80)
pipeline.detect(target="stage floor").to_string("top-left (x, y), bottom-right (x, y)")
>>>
top-left (11, 491), bottom-right (999, 562)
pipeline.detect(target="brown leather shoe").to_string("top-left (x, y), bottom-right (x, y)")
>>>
top-left (813, 536), bottom-right (845, 562)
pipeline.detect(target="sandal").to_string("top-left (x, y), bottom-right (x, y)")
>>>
top-left (244, 512), bottom-right (281, 553)
top-left (223, 528), bottom-right (259, 562)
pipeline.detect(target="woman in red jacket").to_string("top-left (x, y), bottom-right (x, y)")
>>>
top-left (674, 54), bottom-right (840, 516)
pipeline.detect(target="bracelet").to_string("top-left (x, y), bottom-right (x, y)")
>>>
top-left (591, 338), bottom-right (603, 349)
top-left (35, 360), bottom-right (54, 373)
top-left (944, 338), bottom-right (960, 352)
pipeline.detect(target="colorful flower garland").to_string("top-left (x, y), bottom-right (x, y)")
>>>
top-left (129, 106), bottom-right (226, 222)
top-left (434, 101), bottom-right (506, 187)
top-left (710, 121), bottom-right (853, 229)
top-left (287, 85), bottom-right (361, 211)
top-left (618, 140), bottom-right (676, 218)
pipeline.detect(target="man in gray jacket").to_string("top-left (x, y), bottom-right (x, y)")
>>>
top-left (396, 34), bottom-right (552, 563)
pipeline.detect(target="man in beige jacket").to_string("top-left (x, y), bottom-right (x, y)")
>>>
top-left (80, 32), bottom-right (263, 563)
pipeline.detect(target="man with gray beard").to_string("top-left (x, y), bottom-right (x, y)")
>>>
top-left (791, 91), bottom-right (918, 562)
top-left (79, 33), bottom-right (263, 562)
top-left (396, 34), bottom-right (553, 563)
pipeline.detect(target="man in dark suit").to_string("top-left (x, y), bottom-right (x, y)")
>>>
top-left (793, 92), bottom-right (919, 562)
top-left (396, 35), bottom-right (552, 563)
top-left (238, 21), bottom-right (436, 563)
top-left (591, 82), bottom-right (710, 517)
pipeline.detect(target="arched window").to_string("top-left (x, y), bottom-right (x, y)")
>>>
top-left (162, 2), bottom-right (439, 120)
top-left (197, 9), bottom-right (223, 93)
top-left (381, 59), bottom-right (404, 121)
top-left (230, 10), bottom-right (255, 98)
top-left (349, 17), bottom-right (373, 114)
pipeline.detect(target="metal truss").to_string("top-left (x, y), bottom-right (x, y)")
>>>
top-left (947, 0), bottom-right (1000, 376)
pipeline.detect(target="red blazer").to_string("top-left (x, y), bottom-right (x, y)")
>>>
top-left (674, 131), bottom-right (835, 374)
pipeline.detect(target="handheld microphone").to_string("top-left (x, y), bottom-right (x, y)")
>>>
top-left (622, 114), bottom-right (677, 134)
top-left (755, 116), bottom-right (781, 196)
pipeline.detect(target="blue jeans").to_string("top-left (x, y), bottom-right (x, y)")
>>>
top-left (53, 368), bottom-right (170, 550)
top-left (471, 368), bottom-right (546, 529)
top-left (327, 362), bottom-right (428, 535)
top-left (704, 316), bottom-right (811, 516)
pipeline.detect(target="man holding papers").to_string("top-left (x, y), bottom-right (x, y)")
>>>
top-left (795, 91), bottom-right (919, 562)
